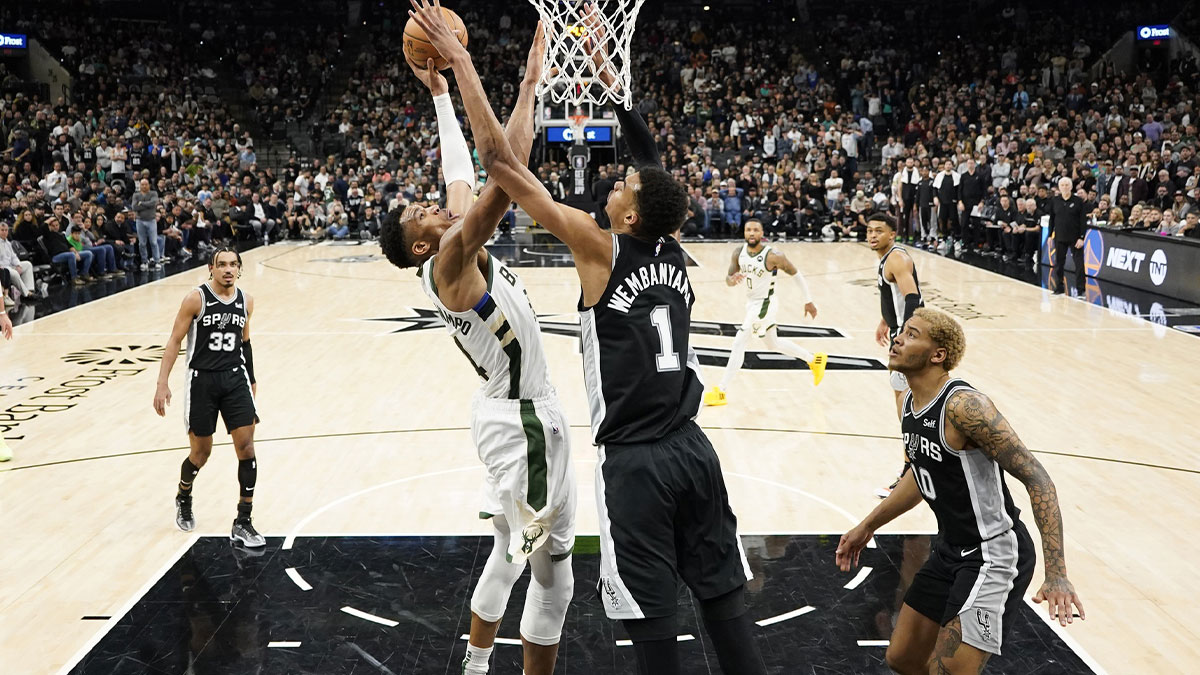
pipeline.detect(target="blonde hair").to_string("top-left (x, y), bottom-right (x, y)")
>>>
top-left (912, 307), bottom-right (966, 371)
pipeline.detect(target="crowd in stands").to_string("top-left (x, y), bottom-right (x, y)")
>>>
top-left (6, 0), bottom-right (1200, 313)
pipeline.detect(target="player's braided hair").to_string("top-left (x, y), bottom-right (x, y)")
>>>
top-left (208, 246), bottom-right (243, 279)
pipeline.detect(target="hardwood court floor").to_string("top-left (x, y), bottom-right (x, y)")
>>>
top-left (2, 240), bottom-right (1198, 673)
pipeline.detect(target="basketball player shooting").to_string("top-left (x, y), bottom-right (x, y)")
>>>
top-left (153, 247), bottom-right (263, 548)
top-left (704, 217), bottom-right (827, 407)
top-left (379, 26), bottom-right (577, 675)
top-left (408, 2), bottom-right (767, 673)
top-left (835, 308), bottom-right (1084, 674)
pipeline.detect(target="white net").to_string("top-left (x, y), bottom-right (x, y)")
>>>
top-left (527, 0), bottom-right (646, 110)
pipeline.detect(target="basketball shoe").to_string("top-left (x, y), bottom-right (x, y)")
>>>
top-left (231, 518), bottom-right (265, 548)
top-left (703, 386), bottom-right (728, 406)
top-left (175, 493), bottom-right (195, 531)
top-left (811, 352), bottom-right (828, 386)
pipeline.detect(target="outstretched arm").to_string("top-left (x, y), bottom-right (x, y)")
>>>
top-left (582, 3), bottom-right (660, 168)
top-left (767, 250), bottom-right (816, 319)
top-left (409, 2), bottom-right (612, 278)
top-left (457, 24), bottom-right (545, 253)
top-left (409, 57), bottom-right (474, 217)
top-left (946, 389), bottom-right (1085, 626)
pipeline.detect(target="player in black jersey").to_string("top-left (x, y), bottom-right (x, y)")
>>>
top-left (154, 247), bottom-right (263, 548)
top-left (868, 211), bottom-right (924, 498)
top-left (836, 308), bottom-right (1084, 674)
top-left (409, 4), bottom-right (765, 673)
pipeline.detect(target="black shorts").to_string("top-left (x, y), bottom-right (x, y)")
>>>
top-left (594, 420), bottom-right (748, 620)
top-left (185, 367), bottom-right (257, 437)
top-left (904, 522), bottom-right (1036, 656)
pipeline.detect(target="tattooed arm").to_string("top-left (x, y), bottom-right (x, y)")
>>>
top-left (946, 389), bottom-right (1086, 626)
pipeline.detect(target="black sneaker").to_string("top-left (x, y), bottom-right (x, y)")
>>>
top-left (175, 494), bottom-right (195, 532)
top-left (231, 518), bottom-right (265, 548)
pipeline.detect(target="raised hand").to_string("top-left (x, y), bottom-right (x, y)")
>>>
top-left (580, 2), bottom-right (616, 89)
top-left (407, 55), bottom-right (448, 96)
top-left (407, 0), bottom-right (468, 68)
top-left (523, 21), bottom-right (547, 87)
top-left (1032, 575), bottom-right (1086, 626)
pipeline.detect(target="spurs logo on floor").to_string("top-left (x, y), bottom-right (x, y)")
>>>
top-left (366, 310), bottom-right (888, 371)
top-left (62, 344), bottom-right (184, 366)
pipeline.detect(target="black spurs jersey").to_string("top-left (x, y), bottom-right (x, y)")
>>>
top-left (878, 245), bottom-right (922, 334)
top-left (579, 234), bottom-right (703, 445)
top-left (902, 378), bottom-right (1023, 547)
top-left (186, 284), bottom-right (248, 371)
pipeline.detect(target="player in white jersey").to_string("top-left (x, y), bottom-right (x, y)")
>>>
top-left (378, 32), bottom-right (575, 675)
top-left (704, 218), bottom-right (827, 406)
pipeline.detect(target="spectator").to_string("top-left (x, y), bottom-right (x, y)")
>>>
top-left (0, 220), bottom-right (42, 299)
top-left (131, 179), bottom-right (161, 270)
top-left (43, 218), bottom-right (94, 285)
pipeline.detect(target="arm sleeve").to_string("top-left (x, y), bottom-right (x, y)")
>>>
top-left (613, 105), bottom-right (661, 169)
top-left (433, 93), bottom-right (476, 190)
top-left (902, 293), bottom-right (923, 325)
top-left (241, 341), bottom-right (255, 384)
top-left (790, 270), bottom-right (812, 303)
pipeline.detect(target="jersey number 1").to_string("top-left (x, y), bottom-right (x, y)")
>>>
top-left (650, 305), bottom-right (680, 372)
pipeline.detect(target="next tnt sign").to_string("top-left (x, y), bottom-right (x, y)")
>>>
top-left (0, 33), bottom-right (27, 49)
top-left (1136, 25), bottom-right (1172, 40)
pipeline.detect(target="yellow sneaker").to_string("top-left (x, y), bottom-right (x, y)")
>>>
top-left (811, 352), bottom-right (828, 386)
top-left (703, 386), bottom-right (728, 406)
top-left (0, 437), bottom-right (12, 463)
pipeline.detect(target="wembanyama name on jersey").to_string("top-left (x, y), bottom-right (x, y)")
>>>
top-left (605, 259), bottom-right (694, 314)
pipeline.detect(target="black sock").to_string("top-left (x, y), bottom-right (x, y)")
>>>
top-left (178, 458), bottom-right (199, 495)
top-left (237, 457), bottom-right (256, 499)
top-left (237, 500), bottom-right (252, 521)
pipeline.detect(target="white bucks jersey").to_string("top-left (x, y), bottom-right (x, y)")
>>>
top-left (419, 254), bottom-right (553, 400)
top-left (738, 244), bottom-right (778, 301)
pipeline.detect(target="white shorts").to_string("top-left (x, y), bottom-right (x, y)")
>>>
top-left (741, 295), bottom-right (778, 338)
top-left (471, 392), bottom-right (576, 564)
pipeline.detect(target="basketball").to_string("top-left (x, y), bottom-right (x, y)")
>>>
top-left (403, 7), bottom-right (468, 71)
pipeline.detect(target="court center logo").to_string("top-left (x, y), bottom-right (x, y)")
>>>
top-left (1149, 249), bottom-right (1167, 286)
top-left (61, 344), bottom-right (182, 366)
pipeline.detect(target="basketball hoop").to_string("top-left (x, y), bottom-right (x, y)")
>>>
top-left (569, 112), bottom-right (590, 142)
top-left (527, 0), bottom-right (646, 110)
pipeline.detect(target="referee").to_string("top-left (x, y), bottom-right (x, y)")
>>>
top-left (1049, 177), bottom-right (1088, 295)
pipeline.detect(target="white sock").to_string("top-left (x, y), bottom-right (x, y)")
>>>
top-left (720, 330), bottom-right (751, 391)
top-left (463, 644), bottom-right (493, 675)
